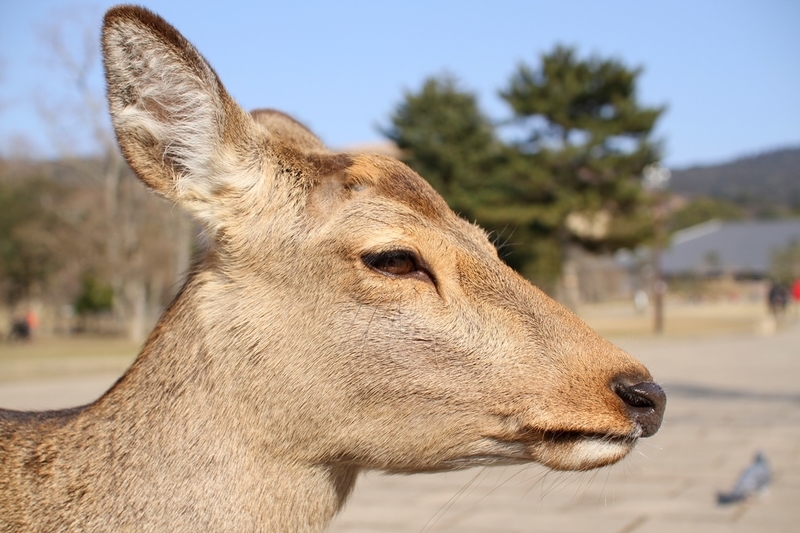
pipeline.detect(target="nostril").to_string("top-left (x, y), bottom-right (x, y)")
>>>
top-left (616, 382), bottom-right (657, 409)
top-left (614, 381), bottom-right (667, 438)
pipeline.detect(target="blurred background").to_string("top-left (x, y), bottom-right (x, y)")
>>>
top-left (1, 0), bottom-right (798, 341)
top-left (0, 1), bottom-right (798, 531)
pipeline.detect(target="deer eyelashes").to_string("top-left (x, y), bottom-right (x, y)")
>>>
top-left (362, 249), bottom-right (435, 285)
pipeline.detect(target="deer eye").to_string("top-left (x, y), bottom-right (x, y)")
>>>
top-left (363, 250), bottom-right (417, 276)
top-left (362, 250), bottom-right (434, 284)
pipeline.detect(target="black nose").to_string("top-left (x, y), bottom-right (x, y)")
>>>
top-left (614, 381), bottom-right (666, 438)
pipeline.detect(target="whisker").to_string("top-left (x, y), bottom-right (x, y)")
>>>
top-left (420, 467), bottom-right (486, 533)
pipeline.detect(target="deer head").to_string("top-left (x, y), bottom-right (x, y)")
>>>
top-left (102, 1), bottom-right (664, 488)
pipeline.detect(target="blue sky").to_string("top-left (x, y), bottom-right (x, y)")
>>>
top-left (1, 0), bottom-right (798, 168)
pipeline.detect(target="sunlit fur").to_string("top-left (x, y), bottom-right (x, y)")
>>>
top-left (0, 6), bottom-right (662, 532)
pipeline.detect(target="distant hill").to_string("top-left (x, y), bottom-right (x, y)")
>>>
top-left (669, 147), bottom-right (800, 209)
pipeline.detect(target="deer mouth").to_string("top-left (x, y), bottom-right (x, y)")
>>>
top-left (532, 429), bottom-right (640, 471)
top-left (476, 428), bottom-right (640, 471)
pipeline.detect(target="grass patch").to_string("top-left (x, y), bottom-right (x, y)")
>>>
top-left (580, 300), bottom-right (787, 338)
top-left (0, 335), bottom-right (140, 382)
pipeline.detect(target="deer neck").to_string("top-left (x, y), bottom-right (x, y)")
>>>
top-left (89, 273), bottom-right (358, 532)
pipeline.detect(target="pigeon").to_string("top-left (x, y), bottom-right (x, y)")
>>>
top-left (717, 451), bottom-right (772, 505)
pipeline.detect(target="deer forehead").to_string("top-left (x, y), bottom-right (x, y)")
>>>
top-left (301, 153), bottom-right (492, 250)
top-left (299, 154), bottom-right (450, 223)
top-left (343, 155), bottom-right (451, 221)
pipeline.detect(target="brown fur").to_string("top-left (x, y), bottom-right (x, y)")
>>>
top-left (0, 6), bottom-right (665, 532)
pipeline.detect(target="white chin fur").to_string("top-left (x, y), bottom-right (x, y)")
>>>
top-left (552, 436), bottom-right (635, 471)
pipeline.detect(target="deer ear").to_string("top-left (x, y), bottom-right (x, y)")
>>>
top-left (102, 6), bottom-right (260, 220)
top-left (251, 109), bottom-right (328, 153)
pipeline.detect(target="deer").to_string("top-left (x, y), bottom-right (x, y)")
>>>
top-left (0, 5), bottom-right (666, 532)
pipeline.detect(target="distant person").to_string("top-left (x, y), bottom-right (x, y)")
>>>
top-left (25, 309), bottom-right (39, 333)
top-left (633, 289), bottom-right (649, 314)
top-left (768, 281), bottom-right (789, 317)
top-left (6, 309), bottom-right (38, 342)
top-left (7, 318), bottom-right (30, 341)
top-left (791, 279), bottom-right (800, 320)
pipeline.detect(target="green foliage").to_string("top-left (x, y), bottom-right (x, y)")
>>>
top-left (73, 275), bottom-right (114, 315)
top-left (670, 197), bottom-right (746, 232)
top-left (669, 147), bottom-right (800, 215)
top-left (501, 46), bottom-right (663, 147)
top-left (499, 45), bottom-right (664, 253)
top-left (382, 76), bottom-right (499, 218)
top-left (384, 46), bottom-right (664, 289)
top-left (770, 239), bottom-right (800, 286)
top-left (0, 177), bottom-right (62, 303)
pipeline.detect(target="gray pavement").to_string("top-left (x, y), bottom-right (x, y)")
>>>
top-left (2, 326), bottom-right (798, 532)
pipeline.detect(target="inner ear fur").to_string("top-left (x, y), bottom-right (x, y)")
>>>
top-left (102, 5), bottom-right (258, 206)
top-left (102, 6), bottom-right (357, 235)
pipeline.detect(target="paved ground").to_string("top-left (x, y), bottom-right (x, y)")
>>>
top-left (325, 324), bottom-right (800, 533)
top-left (2, 324), bottom-right (798, 532)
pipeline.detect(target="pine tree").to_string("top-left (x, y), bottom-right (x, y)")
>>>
top-left (383, 47), bottom-right (664, 293)
top-left (382, 75), bottom-right (498, 220)
top-left (499, 45), bottom-right (665, 256)
top-left (500, 46), bottom-right (664, 287)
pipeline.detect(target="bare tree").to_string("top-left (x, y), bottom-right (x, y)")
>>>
top-left (33, 7), bottom-right (192, 340)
